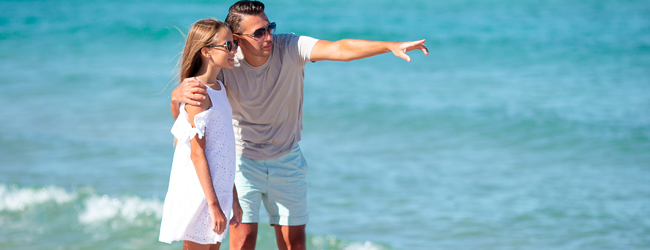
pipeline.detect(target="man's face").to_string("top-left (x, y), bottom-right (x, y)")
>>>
top-left (235, 12), bottom-right (274, 58)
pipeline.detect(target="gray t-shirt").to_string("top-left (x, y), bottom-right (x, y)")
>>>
top-left (218, 33), bottom-right (318, 160)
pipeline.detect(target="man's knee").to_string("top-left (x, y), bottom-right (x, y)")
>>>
top-left (274, 224), bottom-right (306, 250)
top-left (229, 223), bottom-right (258, 250)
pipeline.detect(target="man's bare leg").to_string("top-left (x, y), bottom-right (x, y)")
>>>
top-left (273, 224), bottom-right (306, 250)
top-left (229, 223), bottom-right (258, 250)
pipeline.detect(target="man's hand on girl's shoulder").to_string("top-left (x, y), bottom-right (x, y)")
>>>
top-left (172, 78), bottom-right (208, 106)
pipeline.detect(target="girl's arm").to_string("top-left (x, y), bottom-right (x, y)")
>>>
top-left (186, 102), bottom-right (228, 235)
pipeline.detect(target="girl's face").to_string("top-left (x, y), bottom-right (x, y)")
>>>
top-left (206, 28), bottom-right (236, 69)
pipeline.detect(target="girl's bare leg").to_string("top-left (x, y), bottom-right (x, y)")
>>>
top-left (182, 241), bottom-right (221, 250)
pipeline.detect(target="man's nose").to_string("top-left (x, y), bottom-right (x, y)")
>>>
top-left (263, 29), bottom-right (273, 41)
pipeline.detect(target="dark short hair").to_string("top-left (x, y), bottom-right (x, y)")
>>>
top-left (225, 0), bottom-right (265, 34)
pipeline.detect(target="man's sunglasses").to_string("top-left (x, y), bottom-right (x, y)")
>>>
top-left (235, 22), bottom-right (276, 40)
top-left (206, 40), bottom-right (238, 52)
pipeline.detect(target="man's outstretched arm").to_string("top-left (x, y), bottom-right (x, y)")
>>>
top-left (310, 39), bottom-right (428, 62)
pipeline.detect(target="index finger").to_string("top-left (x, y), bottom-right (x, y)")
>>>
top-left (217, 221), bottom-right (226, 234)
top-left (188, 86), bottom-right (208, 95)
top-left (182, 77), bottom-right (206, 88)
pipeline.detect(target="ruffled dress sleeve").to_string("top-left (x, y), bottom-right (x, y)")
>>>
top-left (171, 103), bottom-right (212, 146)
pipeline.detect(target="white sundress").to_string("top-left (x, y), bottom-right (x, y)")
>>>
top-left (159, 80), bottom-right (236, 244)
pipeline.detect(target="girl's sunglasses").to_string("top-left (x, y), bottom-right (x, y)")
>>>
top-left (235, 22), bottom-right (276, 40)
top-left (207, 40), bottom-right (238, 52)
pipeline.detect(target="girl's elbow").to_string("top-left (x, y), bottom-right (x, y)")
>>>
top-left (190, 151), bottom-right (205, 163)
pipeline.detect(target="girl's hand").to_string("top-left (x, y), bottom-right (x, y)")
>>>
top-left (230, 199), bottom-right (243, 228)
top-left (208, 203), bottom-right (228, 235)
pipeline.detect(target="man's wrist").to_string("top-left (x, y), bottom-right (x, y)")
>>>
top-left (170, 88), bottom-right (181, 104)
top-left (387, 41), bottom-right (399, 52)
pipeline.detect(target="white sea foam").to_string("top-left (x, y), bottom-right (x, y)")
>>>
top-left (78, 194), bottom-right (163, 224)
top-left (1, 184), bottom-right (389, 249)
top-left (0, 184), bottom-right (77, 211)
top-left (311, 235), bottom-right (386, 250)
top-left (0, 183), bottom-right (163, 226)
top-left (344, 241), bottom-right (385, 250)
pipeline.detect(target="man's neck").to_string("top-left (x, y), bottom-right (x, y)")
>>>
top-left (242, 53), bottom-right (270, 67)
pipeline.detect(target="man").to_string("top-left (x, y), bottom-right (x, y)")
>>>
top-left (171, 1), bottom-right (428, 249)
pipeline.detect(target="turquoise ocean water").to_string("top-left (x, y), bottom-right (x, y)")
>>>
top-left (1, 0), bottom-right (649, 249)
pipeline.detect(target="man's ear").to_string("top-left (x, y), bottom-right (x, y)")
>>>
top-left (233, 35), bottom-right (242, 45)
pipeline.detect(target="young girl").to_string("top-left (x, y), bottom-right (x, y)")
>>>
top-left (159, 18), bottom-right (242, 250)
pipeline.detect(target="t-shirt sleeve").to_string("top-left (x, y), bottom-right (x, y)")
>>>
top-left (284, 33), bottom-right (319, 67)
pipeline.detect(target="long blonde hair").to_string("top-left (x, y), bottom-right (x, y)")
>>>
top-left (179, 18), bottom-right (229, 83)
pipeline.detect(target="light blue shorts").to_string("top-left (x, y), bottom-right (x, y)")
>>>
top-left (235, 144), bottom-right (309, 226)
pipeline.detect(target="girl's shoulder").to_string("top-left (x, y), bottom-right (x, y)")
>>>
top-left (184, 95), bottom-right (213, 118)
